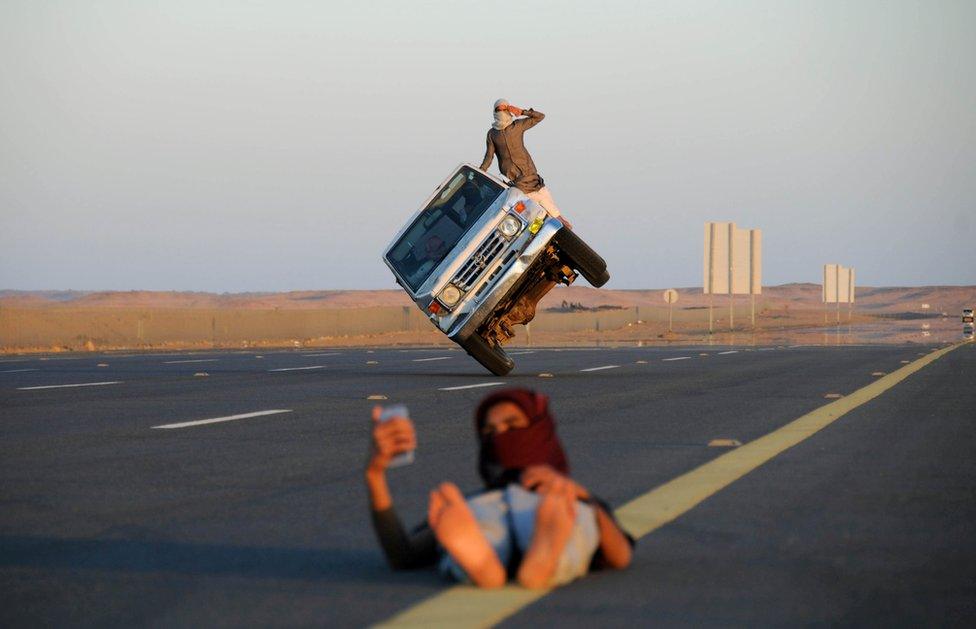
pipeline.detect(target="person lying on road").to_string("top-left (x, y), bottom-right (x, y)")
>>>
top-left (479, 99), bottom-right (573, 229)
top-left (365, 388), bottom-right (633, 588)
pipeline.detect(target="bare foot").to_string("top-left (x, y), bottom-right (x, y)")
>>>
top-left (428, 482), bottom-right (506, 588)
top-left (517, 489), bottom-right (576, 589)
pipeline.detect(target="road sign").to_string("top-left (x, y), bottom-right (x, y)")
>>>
top-left (823, 264), bottom-right (856, 325)
top-left (703, 222), bottom-right (762, 331)
top-left (823, 264), bottom-right (855, 304)
top-left (663, 289), bottom-right (678, 332)
top-left (703, 222), bottom-right (762, 296)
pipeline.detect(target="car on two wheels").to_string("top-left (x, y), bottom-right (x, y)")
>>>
top-left (383, 164), bottom-right (609, 375)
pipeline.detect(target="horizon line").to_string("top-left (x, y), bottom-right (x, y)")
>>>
top-left (2, 282), bottom-right (975, 294)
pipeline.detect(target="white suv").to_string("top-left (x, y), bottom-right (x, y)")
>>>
top-left (383, 164), bottom-right (609, 374)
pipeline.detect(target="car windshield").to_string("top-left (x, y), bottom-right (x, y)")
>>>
top-left (387, 168), bottom-right (504, 291)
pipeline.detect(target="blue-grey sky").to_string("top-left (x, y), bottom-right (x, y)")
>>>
top-left (1, 0), bottom-right (973, 291)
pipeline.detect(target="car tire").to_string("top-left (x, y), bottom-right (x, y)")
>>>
top-left (553, 228), bottom-right (610, 288)
top-left (460, 334), bottom-right (514, 376)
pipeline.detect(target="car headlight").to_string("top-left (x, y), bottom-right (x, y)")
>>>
top-left (498, 215), bottom-right (521, 238)
top-left (439, 285), bottom-right (462, 307)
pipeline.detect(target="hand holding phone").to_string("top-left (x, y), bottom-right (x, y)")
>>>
top-left (377, 404), bottom-right (415, 468)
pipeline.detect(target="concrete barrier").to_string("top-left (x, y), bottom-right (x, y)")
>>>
top-left (0, 306), bottom-right (430, 349)
top-left (531, 308), bottom-right (638, 332)
top-left (0, 305), bottom-right (647, 351)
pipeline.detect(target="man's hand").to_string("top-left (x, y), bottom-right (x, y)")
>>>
top-left (521, 465), bottom-right (590, 503)
top-left (507, 105), bottom-right (524, 116)
top-left (366, 406), bottom-right (416, 475)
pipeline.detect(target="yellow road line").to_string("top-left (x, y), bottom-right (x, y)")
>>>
top-left (374, 342), bottom-right (962, 629)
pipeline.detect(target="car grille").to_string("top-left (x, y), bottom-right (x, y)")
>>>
top-left (453, 231), bottom-right (507, 291)
top-left (475, 249), bottom-right (518, 298)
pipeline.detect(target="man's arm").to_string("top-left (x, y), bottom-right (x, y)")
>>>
top-left (591, 503), bottom-right (633, 569)
top-left (369, 503), bottom-right (437, 570)
top-left (516, 107), bottom-right (545, 131)
top-left (479, 131), bottom-right (495, 171)
top-left (365, 408), bottom-right (438, 569)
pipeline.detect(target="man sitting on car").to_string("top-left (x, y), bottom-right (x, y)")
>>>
top-left (479, 99), bottom-right (572, 229)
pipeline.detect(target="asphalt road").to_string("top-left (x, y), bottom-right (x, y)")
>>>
top-left (1, 342), bottom-right (973, 627)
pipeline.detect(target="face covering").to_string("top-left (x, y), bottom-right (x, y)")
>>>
top-left (492, 98), bottom-right (513, 130)
top-left (493, 109), bottom-right (514, 130)
top-left (475, 389), bottom-right (570, 489)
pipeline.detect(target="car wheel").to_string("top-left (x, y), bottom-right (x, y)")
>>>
top-left (459, 334), bottom-right (514, 376)
top-left (553, 228), bottom-right (610, 288)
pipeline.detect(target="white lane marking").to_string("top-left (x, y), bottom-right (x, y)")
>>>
top-left (757, 347), bottom-right (776, 351)
top-left (413, 356), bottom-right (452, 362)
top-left (2, 368), bottom-right (39, 373)
top-left (662, 357), bottom-right (692, 362)
top-left (302, 352), bottom-right (341, 357)
top-left (580, 365), bottom-right (620, 372)
top-left (439, 382), bottom-right (505, 391)
top-left (509, 351), bottom-right (536, 355)
top-left (717, 350), bottom-right (739, 355)
top-left (268, 365), bottom-right (326, 372)
top-left (18, 381), bottom-right (122, 391)
top-left (152, 409), bottom-right (292, 430)
top-left (163, 359), bottom-right (219, 364)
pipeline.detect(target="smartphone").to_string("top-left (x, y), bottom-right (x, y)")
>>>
top-left (379, 404), bottom-right (414, 468)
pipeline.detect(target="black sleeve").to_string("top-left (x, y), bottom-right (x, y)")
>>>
top-left (370, 507), bottom-right (439, 570)
top-left (586, 494), bottom-right (636, 571)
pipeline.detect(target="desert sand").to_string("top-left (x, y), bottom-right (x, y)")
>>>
top-left (2, 283), bottom-right (974, 313)
top-left (1, 284), bottom-right (973, 354)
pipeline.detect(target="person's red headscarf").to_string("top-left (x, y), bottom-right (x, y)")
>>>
top-left (474, 388), bottom-right (569, 489)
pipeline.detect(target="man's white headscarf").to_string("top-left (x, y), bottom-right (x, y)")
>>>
top-left (492, 98), bottom-right (513, 130)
